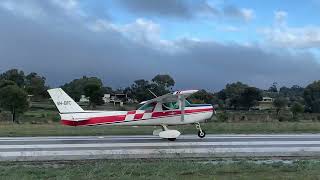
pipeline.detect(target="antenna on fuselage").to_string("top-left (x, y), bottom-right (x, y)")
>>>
top-left (148, 89), bottom-right (158, 98)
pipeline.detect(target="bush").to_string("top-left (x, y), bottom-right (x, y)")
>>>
top-left (217, 112), bottom-right (228, 122)
top-left (278, 115), bottom-right (291, 122)
top-left (52, 114), bottom-right (60, 122)
top-left (289, 116), bottom-right (299, 122)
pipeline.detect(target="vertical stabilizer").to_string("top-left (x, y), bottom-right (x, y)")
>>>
top-left (47, 88), bottom-right (84, 113)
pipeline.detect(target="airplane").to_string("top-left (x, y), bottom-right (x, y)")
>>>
top-left (47, 88), bottom-right (215, 141)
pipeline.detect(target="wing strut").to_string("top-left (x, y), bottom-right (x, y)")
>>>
top-left (179, 95), bottom-right (186, 122)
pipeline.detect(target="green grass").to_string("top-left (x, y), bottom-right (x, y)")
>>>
top-left (1, 122), bottom-right (320, 137)
top-left (1, 160), bottom-right (320, 179)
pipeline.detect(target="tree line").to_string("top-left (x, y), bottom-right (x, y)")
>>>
top-left (0, 69), bottom-right (47, 122)
top-left (1, 68), bottom-right (320, 122)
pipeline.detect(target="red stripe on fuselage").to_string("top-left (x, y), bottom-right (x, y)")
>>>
top-left (134, 113), bottom-right (144, 119)
top-left (127, 110), bottom-right (136, 115)
top-left (61, 120), bottom-right (77, 126)
top-left (62, 114), bottom-right (126, 126)
top-left (61, 107), bottom-right (213, 126)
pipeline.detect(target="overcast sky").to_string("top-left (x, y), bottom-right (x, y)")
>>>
top-left (0, 0), bottom-right (320, 91)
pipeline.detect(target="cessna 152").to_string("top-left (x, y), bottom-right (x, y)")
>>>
top-left (48, 88), bottom-right (214, 141)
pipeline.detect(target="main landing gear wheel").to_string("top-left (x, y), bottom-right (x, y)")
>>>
top-left (198, 130), bottom-right (206, 138)
top-left (168, 138), bottom-right (176, 141)
top-left (195, 122), bottom-right (206, 138)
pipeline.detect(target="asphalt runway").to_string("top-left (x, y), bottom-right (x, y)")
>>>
top-left (1, 134), bottom-right (320, 161)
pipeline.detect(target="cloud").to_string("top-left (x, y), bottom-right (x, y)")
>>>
top-left (88, 18), bottom-right (182, 53)
top-left (117, 0), bottom-right (253, 22)
top-left (223, 5), bottom-right (254, 22)
top-left (0, 0), bottom-right (46, 20)
top-left (274, 10), bottom-right (287, 25)
top-left (117, 0), bottom-right (218, 19)
top-left (0, 1), bottom-right (319, 91)
top-left (260, 11), bottom-right (320, 49)
top-left (219, 25), bottom-right (242, 32)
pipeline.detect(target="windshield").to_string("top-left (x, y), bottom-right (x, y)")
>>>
top-left (138, 102), bottom-right (156, 111)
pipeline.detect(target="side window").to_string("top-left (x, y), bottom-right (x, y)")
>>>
top-left (185, 100), bottom-right (192, 107)
top-left (162, 102), bottom-right (179, 110)
top-left (138, 102), bottom-right (156, 111)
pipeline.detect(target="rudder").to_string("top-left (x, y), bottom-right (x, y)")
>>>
top-left (47, 88), bottom-right (84, 113)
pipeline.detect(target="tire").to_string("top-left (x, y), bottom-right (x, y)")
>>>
top-left (198, 130), bottom-right (206, 138)
top-left (168, 138), bottom-right (176, 141)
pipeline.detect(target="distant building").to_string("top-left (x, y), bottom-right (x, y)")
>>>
top-left (27, 95), bottom-right (34, 102)
top-left (103, 94), bottom-right (111, 103)
top-left (79, 93), bottom-right (128, 107)
top-left (79, 95), bottom-right (89, 103)
top-left (256, 97), bottom-right (274, 110)
top-left (109, 93), bottom-right (127, 107)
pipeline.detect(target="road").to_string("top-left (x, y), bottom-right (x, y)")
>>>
top-left (1, 134), bottom-right (320, 161)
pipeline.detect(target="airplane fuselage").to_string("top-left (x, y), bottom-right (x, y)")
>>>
top-left (60, 104), bottom-right (213, 126)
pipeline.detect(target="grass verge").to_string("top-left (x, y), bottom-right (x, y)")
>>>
top-left (1, 122), bottom-right (320, 137)
top-left (0, 159), bottom-right (320, 179)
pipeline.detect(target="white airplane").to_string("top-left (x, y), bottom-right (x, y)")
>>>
top-left (48, 88), bottom-right (215, 141)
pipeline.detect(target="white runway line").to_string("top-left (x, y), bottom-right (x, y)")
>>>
top-left (2, 134), bottom-right (320, 141)
top-left (0, 141), bottom-right (320, 149)
top-left (2, 147), bottom-right (320, 157)
top-left (1, 134), bottom-right (320, 161)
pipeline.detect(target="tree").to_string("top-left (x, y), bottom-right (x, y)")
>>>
top-left (291, 102), bottom-right (304, 117)
top-left (102, 86), bottom-right (113, 94)
top-left (189, 90), bottom-right (214, 104)
top-left (0, 85), bottom-right (29, 122)
top-left (0, 69), bottom-right (25, 87)
top-left (126, 75), bottom-right (176, 102)
top-left (279, 85), bottom-right (304, 106)
top-left (151, 74), bottom-right (175, 96)
top-left (304, 81), bottom-right (320, 113)
top-left (125, 79), bottom-right (153, 102)
top-left (224, 82), bottom-right (248, 109)
top-left (273, 97), bottom-right (288, 115)
top-left (0, 80), bottom-right (15, 89)
top-left (268, 82), bottom-right (278, 93)
top-left (239, 87), bottom-right (262, 110)
top-left (84, 83), bottom-right (104, 108)
top-left (25, 72), bottom-right (48, 97)
top-left (280, 85), bottom-right (304, 97)
top-left (61, 76), bottom-right (103, 101)
top-left (152, 74), bottom-right (175, 89)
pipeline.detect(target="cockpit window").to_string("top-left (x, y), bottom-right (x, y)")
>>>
top-left (162, 102), bottom-right (179, 110)
top-left (185, 100), bottom-right (191, 107)
top-left (138, 102), bottom-right (156, 111)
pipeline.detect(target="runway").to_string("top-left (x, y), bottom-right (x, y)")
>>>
top-left (1, 134), bottom-right (320, 161)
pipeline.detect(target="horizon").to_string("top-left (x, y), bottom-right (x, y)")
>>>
top-left (0, 67), bottom-right (311, 92)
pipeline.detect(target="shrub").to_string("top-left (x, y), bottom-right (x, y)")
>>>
top-left (217, 112), bottom-right (228, 122)
top-left (52, 114), bottom-right (60, 122)
top-left (278, 115), bottom-right (291, 122)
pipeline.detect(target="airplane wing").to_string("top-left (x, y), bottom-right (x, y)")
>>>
top-left (139, 90), bottom-right (198, 104)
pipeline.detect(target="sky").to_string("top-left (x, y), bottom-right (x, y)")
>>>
top-left (0, 0), bottom-right (320, 91)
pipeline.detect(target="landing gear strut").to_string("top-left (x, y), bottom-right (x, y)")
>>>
top-left (195, 122), bottom-right (206, 138)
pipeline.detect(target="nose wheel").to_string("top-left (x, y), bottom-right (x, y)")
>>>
top-left (195, 122), bottom-right (206, 138)
top-left (198, 130), bottom-right (206, 138)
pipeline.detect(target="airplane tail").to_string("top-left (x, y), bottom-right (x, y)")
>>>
top-left (47, 88), bottom-right (84, 114)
